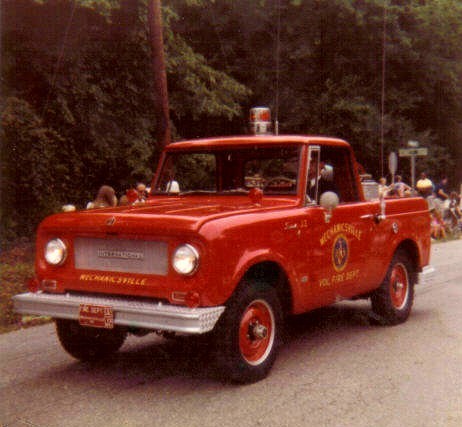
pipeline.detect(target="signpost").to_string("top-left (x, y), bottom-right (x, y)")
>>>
top-left (398, 141), bottom-right (428, 188)
top-left (388, 151), bottom-right (397, 184)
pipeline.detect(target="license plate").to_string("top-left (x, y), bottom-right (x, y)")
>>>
top-left (79, 303), bottom-right (114, 329)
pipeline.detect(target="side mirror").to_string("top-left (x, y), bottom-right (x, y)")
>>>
top-left (319, 191), bottom-right (339, 223)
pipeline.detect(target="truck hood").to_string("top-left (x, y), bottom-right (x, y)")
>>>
top-left (40, 196), bottom-right (298, 236)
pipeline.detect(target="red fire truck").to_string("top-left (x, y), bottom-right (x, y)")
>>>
top-left (14, 108), bottom-right (432, 383)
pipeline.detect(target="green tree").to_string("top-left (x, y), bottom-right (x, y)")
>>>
top-left (2, 0), bottom-right (462, 242)
top-left (1, 0), bottom-right (250, 240)
top-left (173, 0), bottom-right (460, 181)
top-left (1, 97), bottom-right (68, 238)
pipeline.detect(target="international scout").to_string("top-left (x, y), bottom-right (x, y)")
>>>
top-left (14, 109), bottom-right (432, 383)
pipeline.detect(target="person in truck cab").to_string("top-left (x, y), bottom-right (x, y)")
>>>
top-left (86, 185), bottom-right (117, 209)
top-left (308, 161), bottom-right (335, 199)
top-left (133, 182), bottom-right (147, 204)
top-left (319, 161), bottom-right (335, 194)
top-left (118, 194), bottom-right (130, 206)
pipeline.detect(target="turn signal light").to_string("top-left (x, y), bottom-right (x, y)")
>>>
top-left (185, 291), bottom-right (200, 308)
top-left (41, 279), bottom-right (58, 292)
top-left (171, 291), bottom-right (201, 308)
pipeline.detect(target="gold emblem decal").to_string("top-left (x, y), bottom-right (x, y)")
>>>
top-left (332, 234), bottom-right (349, 272)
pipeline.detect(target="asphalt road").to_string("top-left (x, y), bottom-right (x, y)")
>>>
top-left (1, 240), bottom-right (462, 427)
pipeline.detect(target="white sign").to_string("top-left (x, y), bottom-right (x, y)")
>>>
top-left (399, 148), bottom-right (428, 157)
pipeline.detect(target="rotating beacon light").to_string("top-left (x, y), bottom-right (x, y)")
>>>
top-left (249, 107), bottom-right (272, 135)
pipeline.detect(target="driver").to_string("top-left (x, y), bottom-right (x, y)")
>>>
top-left (308, 161), bottom-right (335, 202)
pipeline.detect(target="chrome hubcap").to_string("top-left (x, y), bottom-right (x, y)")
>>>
top-left (249, 321), bottom-right (268, 340)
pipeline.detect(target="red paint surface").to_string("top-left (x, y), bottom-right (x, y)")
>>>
top-left (33, 135), bottom-right (431, 314)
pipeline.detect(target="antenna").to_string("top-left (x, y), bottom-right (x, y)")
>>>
top-left (274, 0), bottom-right (281, 135)
top-left (380, 0), bottom-right (388, 177)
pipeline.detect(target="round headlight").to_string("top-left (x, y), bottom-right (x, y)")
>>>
top-left (172, 244), bottom-right (199, 275)
top-left (45, 238), bottom-right (67, 266)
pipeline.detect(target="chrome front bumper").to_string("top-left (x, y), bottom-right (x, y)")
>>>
top-left (13, 292), bottom-right (225, 334)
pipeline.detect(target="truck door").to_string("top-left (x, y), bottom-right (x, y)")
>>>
top-left (301, 145), bottom-right (375, 308)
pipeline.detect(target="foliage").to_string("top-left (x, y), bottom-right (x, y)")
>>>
top-left (1, 0), bottom-right (461, 241)
top-left (0, 239), bottom-right (37, 333)
top-left (1, 97), bottom-right (68, 237)
top-left (172, 0), bottom-right (461, 179)
top-left (1, 0), bottom-right (249, 240)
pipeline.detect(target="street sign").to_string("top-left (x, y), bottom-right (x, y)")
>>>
top-left (398, 146), bottom-right (428, 189)
top-left (398, 148), bottom-right (428, 157)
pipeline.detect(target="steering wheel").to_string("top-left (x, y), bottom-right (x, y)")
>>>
top-left (263, 176), bottom-right (296, 191)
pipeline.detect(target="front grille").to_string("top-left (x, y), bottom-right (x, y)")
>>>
top-left (74, 237), bottom-right (168, 275)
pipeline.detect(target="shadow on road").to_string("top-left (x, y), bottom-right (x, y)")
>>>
top-left (286, 302), bottom-right (378, 339)
top-left (35, 301), bottom-right (410, 388)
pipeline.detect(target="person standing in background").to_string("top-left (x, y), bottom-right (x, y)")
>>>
top-left (435, 177), bottom-right (449, 201)
top-left (416, 172), bottom-right (433, 198)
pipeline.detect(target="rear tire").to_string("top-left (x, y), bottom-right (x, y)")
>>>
top-left (56, 319), bottom-right (127, 362)
top-left (212, 281), bottom-right (283, 383)
top-left (371, 249), bottom-right (415, 325)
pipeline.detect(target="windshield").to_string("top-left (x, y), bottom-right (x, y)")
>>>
top-left (153, 146), bottom-right (301, 195)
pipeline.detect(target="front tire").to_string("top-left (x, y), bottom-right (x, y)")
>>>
top-left (212, 281), bottom-right (283, 384)
top-left (56, 319), bottom-right (127, 362)
top-left (371, 249), bottom-right (415, 325)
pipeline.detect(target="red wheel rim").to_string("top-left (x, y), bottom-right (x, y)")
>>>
top-left (239, 300), bottom-right (275, 366)
top-left (390, 263), bottom-right (409, 309)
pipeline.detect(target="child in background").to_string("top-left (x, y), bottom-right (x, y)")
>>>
top-left (430, 209), bottom-right (446, 240)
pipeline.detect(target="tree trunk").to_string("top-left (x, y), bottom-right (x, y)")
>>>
top-left (148, 0), bottom-right (171, 147)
